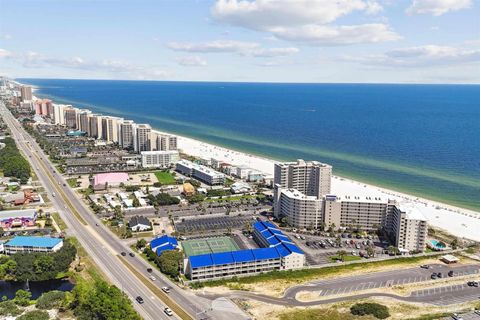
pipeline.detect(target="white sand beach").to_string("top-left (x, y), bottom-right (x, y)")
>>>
top-left (177, 134), bottom-right (480, 242)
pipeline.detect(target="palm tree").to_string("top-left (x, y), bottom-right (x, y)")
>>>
top-left (336, 250), bottom-right (347, 262)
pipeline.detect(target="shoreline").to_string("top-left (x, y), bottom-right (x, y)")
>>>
top-left (27, 86), bottom-right (480, 242)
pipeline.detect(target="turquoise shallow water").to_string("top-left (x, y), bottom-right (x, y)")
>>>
top-left (19, 79), bottom-right (480, 211)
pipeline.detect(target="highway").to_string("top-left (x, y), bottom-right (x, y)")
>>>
top-left (0, 102), bottom-right (214, 320)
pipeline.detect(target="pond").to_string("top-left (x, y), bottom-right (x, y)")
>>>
top-left (0, 279), bottom-right (74, 300)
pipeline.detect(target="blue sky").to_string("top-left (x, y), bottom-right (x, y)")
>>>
top-left (0, 0), bottom-right (479, 83)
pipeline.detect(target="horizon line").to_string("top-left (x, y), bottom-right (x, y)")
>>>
top-left (12, 77), bottom-right (480, 86)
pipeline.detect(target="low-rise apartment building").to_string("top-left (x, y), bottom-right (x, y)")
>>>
top-left (141, 150), bottom-right (179, 168)
top-left (176, 159), bottom-right (225, 185)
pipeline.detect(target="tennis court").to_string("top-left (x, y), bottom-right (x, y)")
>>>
top-left (181, 236), bottom-right (239, 257)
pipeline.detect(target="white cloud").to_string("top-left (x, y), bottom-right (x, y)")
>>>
top-left (211, 0), bottom-right (397, 46)
top-left (0, 34), bottom-right (12, 40)
top-left (269, 23), bottom-right (400, 45)
top-left (0, 48), bottom-right (12, 58)
top-left (167, 40), bottom-right (299, 57)
top-left (168, 40), bottom-right (258, 53)
top-left (406, 0), bottom-right (473, 16)
top-left (176, 56), bottom-right (207, 67)
top-left (344, 45), bottom-right (480, 67)
top-left (0, 50), bottom-right (169, 80)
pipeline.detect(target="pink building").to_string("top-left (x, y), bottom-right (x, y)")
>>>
top-left (91, 172), bottom-right (129, 190)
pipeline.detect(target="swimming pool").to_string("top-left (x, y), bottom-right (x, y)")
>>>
top-left (429, 239), bottom-right (447, 250)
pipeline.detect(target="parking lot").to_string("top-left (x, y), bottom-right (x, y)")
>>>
top-left (286, 232), bottom-right (388, 264)
top-left (174, 214), bottom-right (256, 234)
top-left (442, 311), bottom-right (480, 320)
top-left (284, 264), bottom-right (480, 299)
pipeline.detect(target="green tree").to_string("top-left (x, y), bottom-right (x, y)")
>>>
top-left (156, 250), bottom-right (182, 278)
top-left (366, 246), bottom-right (375, 258)
top-left (14, 289), bottom-right (32, 306)
top-left (451, 238), bottom-right (459, 250)
top-left (135, 239), bottom-right (147, 249)
top-left (336, 250), bottom-right (347, 262)
top-left (132, 197), bottom-right (140, 207)
top-left (72, 279), bottom-right (140, 320)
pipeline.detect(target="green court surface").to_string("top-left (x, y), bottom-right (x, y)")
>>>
top-left (181, 236), bottom-right (239, 257)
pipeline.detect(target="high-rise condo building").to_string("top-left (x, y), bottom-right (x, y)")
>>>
top-left (389, 203), bottom-right (428, 252)
top-left (134, 124), bottom-right (151, 152)
top-left (20, 86), bottom-right (32, 101)
top-left (64, 107), bottom-right (78, 129)
top-left (77, 109), bottom-right (91, 133)
top-left (156, 134), bottom-right (178, 151)
top-left (88, 114), bottom-right (102, 139)
top-left (119, 120), bottom-right (135, 150)
top-left (101, 116), bottom-right (121, 143)
top-left (274, 159), bottom-right (332, 198)
top-left (52, 104), bottom-right (69, 125)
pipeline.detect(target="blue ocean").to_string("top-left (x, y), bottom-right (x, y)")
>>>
top-left (19, 79), bottom-right (480, 211)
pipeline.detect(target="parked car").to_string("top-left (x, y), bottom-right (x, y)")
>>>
top-left (129, 252), bottom-right (135, 257)
top-left (431, 273), bottom-right (437, 280)
top-left (451, 313), bottom-right (463, 320)
top-left (121, 252), bottom-right (126, 256)
top-left (147, 268), bottom-right (153, 273)
top-left (437, 272), bottom-right (443, 278)
top-left (150, 276), bottom-right (156, 281)
top-left (420, 265), bottom-right (430, 269)
top-left (136, 296), bottom-right (144, 304)
top-left (448, 270), bottom-right (454, 277)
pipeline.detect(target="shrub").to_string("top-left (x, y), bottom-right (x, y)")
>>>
top-left (0, 300), bottom-right (22, 316)
top-left (17, 310), bottom-right (49, 320)
top-left (350, 302), bottom-right (390, 319)
top-left (36, 290), bottom-right (66, 309)
top-left (14, 289), bottom-right (31, 307)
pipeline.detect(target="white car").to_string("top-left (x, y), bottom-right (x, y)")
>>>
top-left (161, 286), bottom-right (170, 293)
top-left (150, 276), bottom-right (156, 281)
top-left (164, 307), bottom-right (173, 316)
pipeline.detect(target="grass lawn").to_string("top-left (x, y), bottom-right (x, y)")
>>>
top-left (224, 178), bottom-right (235, 187)
top-left (330, 255), bottom-right (362, 262)
top-left (66, 177), bottom-right (78, 188)
top-left (52, 212), bottom-right (67, 231)
top-left (154, 171), bottom-right (176, 185)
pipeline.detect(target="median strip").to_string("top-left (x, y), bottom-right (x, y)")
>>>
top-left (117, 255), bottom-right (194, 320)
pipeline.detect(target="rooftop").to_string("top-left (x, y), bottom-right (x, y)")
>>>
top-left (177, 159), bottom-right (225, 178)
top-left (93, 172), bottom-right (129, 186)
top-left (0, 209), bottom-right (36, 220)
top-left (398, 202), bottom-right (427, 221)
top-left (6, 236), bottom-right (62, 248)
top-left (282, 188), bottom-right (319, 201)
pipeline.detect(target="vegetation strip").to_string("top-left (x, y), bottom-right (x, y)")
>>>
top-left (117, 255), bottom-right (194, 320)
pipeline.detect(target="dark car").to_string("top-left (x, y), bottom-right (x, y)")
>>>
top-left (448, 270), bottom-right (454, 277)
top-left (420, 265), bottom-right (430, 269)
top-left (147, 268), bottom-right (153, 273)
top-left (437, 272), bottom-right (442, 278)
top-left (431, 273), bottom-right (437, 280)
top-left (121, 252), bottom-right (126, 256)
top-left (129, 252), bottom-right (135, 257)
top-left (136, 296), bottom-right (144, 304)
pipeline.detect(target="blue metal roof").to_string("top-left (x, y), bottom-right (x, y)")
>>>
top-left (188, 221), bottom-right (304, 269)
top-left (211, 252), bottom-right (235, 265)
top-left (252, 247), bottom-right (280, 260)
top-left (5, 236), bottom-right (62, 248)
top-left (231, 249), bottom-right (255, 263)
top-left (150, 235), bottom-right (178, 256)
top-left (189, 253), bottom-right (214, 268)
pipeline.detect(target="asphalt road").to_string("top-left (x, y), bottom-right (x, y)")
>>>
top-left (201, 264), bottom-right (480, 307)
top-left (0, 104), bottom-right (193, 320)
